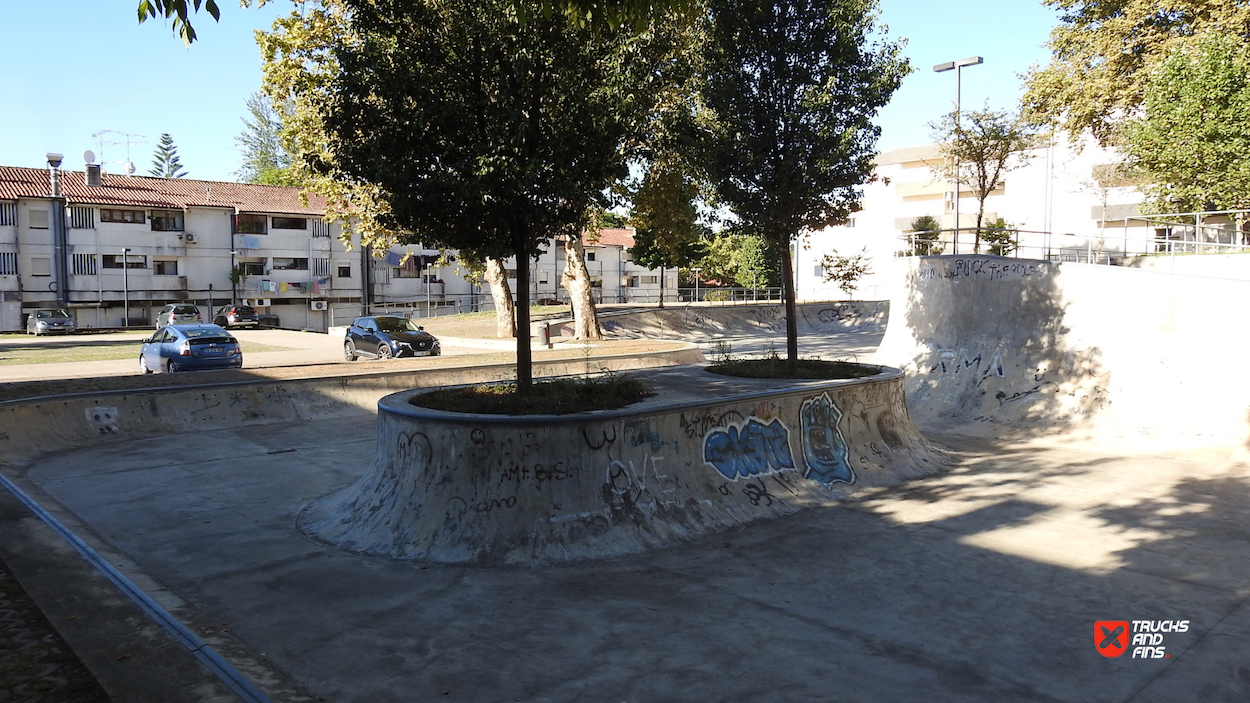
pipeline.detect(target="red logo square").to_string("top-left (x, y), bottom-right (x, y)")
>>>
top-left (1095, 620), bottom-right (1129, 658)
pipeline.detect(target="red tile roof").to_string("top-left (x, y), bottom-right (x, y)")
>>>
top-left (589, 227), bottom-right (636, 248)
top-left (0, 166), bottom-right (326, 216)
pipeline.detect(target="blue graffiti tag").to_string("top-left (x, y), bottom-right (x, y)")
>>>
top-left (704, 418), bottom-right (795, 480)
top-left (799, 393), bottom-right (855, 485)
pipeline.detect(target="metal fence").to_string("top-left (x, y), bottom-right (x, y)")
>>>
top-left (898, 225), bottom-right (1250, 265)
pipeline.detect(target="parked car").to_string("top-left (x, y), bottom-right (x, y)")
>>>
top-left (155, 304), bottom-right (203, 328)
top-left (344, 316), bottom-right (441, 361)
top-left (213, 304), bottom-right (260, 329)
top-left (139, 324), bottom-right (243, 373)
top-left (26, 308), bottom-right (76, 335)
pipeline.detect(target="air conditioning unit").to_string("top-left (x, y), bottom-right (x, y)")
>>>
top-left (245, 298), bottom-right (272, 308)
top-left (310, 300), bottom-right (328, 311)
top-left (182, 232), bottom-right (197, 243)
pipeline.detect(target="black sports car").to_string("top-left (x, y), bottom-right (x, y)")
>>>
top-left (344, 316), bottom-right (441, 360)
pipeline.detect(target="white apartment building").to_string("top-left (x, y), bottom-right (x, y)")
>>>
top-left (0, 163), bottom-right (673, 332)
top-left (797, 136), bottom-right (1164, 300)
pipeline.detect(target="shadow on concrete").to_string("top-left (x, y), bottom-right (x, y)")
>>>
top-left (887, 256), bottom-right (1109, 439)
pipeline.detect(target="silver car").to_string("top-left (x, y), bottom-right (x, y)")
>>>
top-left (26, 308), bottom-right (76, 335)
top-left (155, 304), bottom-right (202, 328)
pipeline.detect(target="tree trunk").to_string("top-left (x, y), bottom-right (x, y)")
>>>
top-left (511, 222), bottom-right (533, 392)
top-left (560, 234), bottom-right (602, 340)
top-left (484, 258), bottom-right (516, 339)
top-left (779, 233), bottom-right (798, 371)
top-left (975, 201), bottom-right (986, 253)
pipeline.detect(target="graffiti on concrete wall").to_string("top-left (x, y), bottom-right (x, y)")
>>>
top-left (918, 259), bottom-right (1045, 282)
top-left (798, 392), bottom-right (855, 485)
top-left (928, 348), bottom-right (1005, 381)
top-left (703, 417), bottom-right (796, 481)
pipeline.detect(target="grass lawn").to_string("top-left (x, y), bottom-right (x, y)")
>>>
top-left (0, 334), bottom-right (291, 366)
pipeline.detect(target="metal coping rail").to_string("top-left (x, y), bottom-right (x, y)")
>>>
top-left (0, 471), bottom-right (274, 703)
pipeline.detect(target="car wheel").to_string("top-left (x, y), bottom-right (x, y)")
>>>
top-left (344, 340), bottom-right (357, 362)
top-left (166, 359), bottom-right (180, 373)
top-left (140, 356), bottom-right (153, 374)
top-left (215, 317), bottom-right (226, 326)
top-left (378, 344), bottom-right (393, 360)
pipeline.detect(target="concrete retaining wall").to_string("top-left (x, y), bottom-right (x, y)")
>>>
top-left (873, 255), bottom-right (1250, 445)
top-left (585, 301), bottom-right (888, 341)
top-left (0, 345), bottom-right (704, 470)
top-left (299, 366), bottom-right (947, 566)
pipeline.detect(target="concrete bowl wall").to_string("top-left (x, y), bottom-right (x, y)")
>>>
top-left (299, 366), bottom-right (948, 566)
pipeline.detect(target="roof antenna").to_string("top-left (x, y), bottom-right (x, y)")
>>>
top-left (206, 186), bottom-right (212, 204)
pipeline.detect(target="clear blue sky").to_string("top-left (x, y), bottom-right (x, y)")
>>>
top-left (0, 1), bottom-right (1059, 182)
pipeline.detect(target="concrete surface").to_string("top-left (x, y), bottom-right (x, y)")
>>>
top-left (3, 286), bottom-right (1250, 701)
top-left (873, 255), bottom-right (1250, 449)
top-left (302, 366), bottom-right (945, 565)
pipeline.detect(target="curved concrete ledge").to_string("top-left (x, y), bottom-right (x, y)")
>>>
top-left (0, 343), bottom-right (703, 470)
top-left (299, 365), bottom-right (949, 566)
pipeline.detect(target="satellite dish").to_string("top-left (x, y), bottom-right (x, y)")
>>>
top-left (83, 149), bottom-right (96, 164)
top-left (123, 160), bottom-right (136, 175)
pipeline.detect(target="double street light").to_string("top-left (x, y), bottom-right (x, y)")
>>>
top-left (934, 56), bottom-right (983, 254)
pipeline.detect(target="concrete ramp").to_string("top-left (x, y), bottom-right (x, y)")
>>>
top-left (594, 301), bottom-right (887, 341)
top-left (873, 255), bottom-right (1250, 446)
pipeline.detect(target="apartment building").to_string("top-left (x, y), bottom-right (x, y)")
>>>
top-left (0, 163), bottom-right (671, 332)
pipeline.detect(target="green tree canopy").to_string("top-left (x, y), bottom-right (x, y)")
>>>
top-left (701, 0), bottom-right (907, 365)
top-left (1022, 0), bottom-right (1250, 145)
top-left (1123, 32), bottom-right (1250, 213)
top-left (260, 0), bottom-right (676, 388)
top-left (929, 106), bottom-right (1034, 249)
top-left (149, 133), bottom-right (189, 178)
top-left (235, 91), bottom-right (300, 185)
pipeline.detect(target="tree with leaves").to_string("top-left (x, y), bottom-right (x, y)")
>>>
top-left (235, 92), bottom-right (300, 185)
top-left (820, 247), bottom-right (871, 297)
top-left (980, 217), bottom-right (1018, 256)
top-left (1123, 32), bottom-right (1250, 216)
top-left (149, 133), bottom-right (189, 178)
top-left (701, 0), bottom-right (907, 368)
top-left (1022, 0), bottom-right (1250, 146)
top-left (628, 163), bottom-right (709, 306)
top-left (137, 0), bottom-right (696, 45)
top-left (906, 214), bottom-right (943, 255)
top-left (260, 0), bottom-right (676, 390)
top-left (929, 107), bottom-right (1034, 251)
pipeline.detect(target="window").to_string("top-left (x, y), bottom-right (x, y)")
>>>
top-left (70, 207), bottom-right (95, 229)
top-left (102, 254), bottom-right (146, 269)
top-left (0, 203), bottom-right (16, 227)
top-left (845, 218), bottom-right (856, 228)
top-left (394, 266), bottom-right (423, 278)
top-left (100, 209), bottom-right (146, 224)
top-left (626, 276), bottom-right (639, 288)
top-left (30, 257), bottom-right (51, 276)
top-left (240, 261), bottom-right (265, 276)
top-left (73, 253), bottom-right (97, 275)
top-left (272, 216), bottom-right (307, 230)
top-left (0, 252), bottom-right (17, 275)
top-left (154, 260), bottom-right (178, 275)
top-left (313, 258), bottom-right (331, 277)
top-left (814, 265), bottom-right (824, 276)
top-left (271, 257), bottom-right (308, 270)
top-left (311, 219), bottom-right (330, 238)
top-left (337, 265), bottom-right (351, 278)
top-left (505, 268), bottom-right (517, 279)
top-left (586, 252), bottom-right (597, 262)
top-left (29, 209), bottom-right (49, 229)
top-left (642, 275), bottom-right (658, 284)
top-left (233, 213), bottom-right (268, 234)
top-left (151, 210), bottom-right (184, 231)
top-left (539, 271), bottom-right (550, 285)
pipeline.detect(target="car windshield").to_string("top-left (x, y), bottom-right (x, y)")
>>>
top-left (376, 317), bottom-right (421, 333)
top-left (175, 306), bottom-right (198, 314)
top-left (37, 310), bottom-right (69, 319)
top-left (234, 306), bottom-right (256, 315)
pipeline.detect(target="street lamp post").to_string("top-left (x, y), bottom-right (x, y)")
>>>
top-left (122, 247), bottom-right (131, 328)
top-left (934, 56), bottom-right (983, 255)
top-left (691, 267), bottom-right (702, 303)
top-left (229, 250), bottom-right (240, 305)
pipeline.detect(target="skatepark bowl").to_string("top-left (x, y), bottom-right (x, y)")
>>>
top-left (3, 262), bottom-right (1250, 702)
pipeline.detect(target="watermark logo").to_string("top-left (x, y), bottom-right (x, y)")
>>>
top-left (1095, 620), bottom-right (1188, 659)
top-left (1094, 620), bottom-right (1129, 658)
